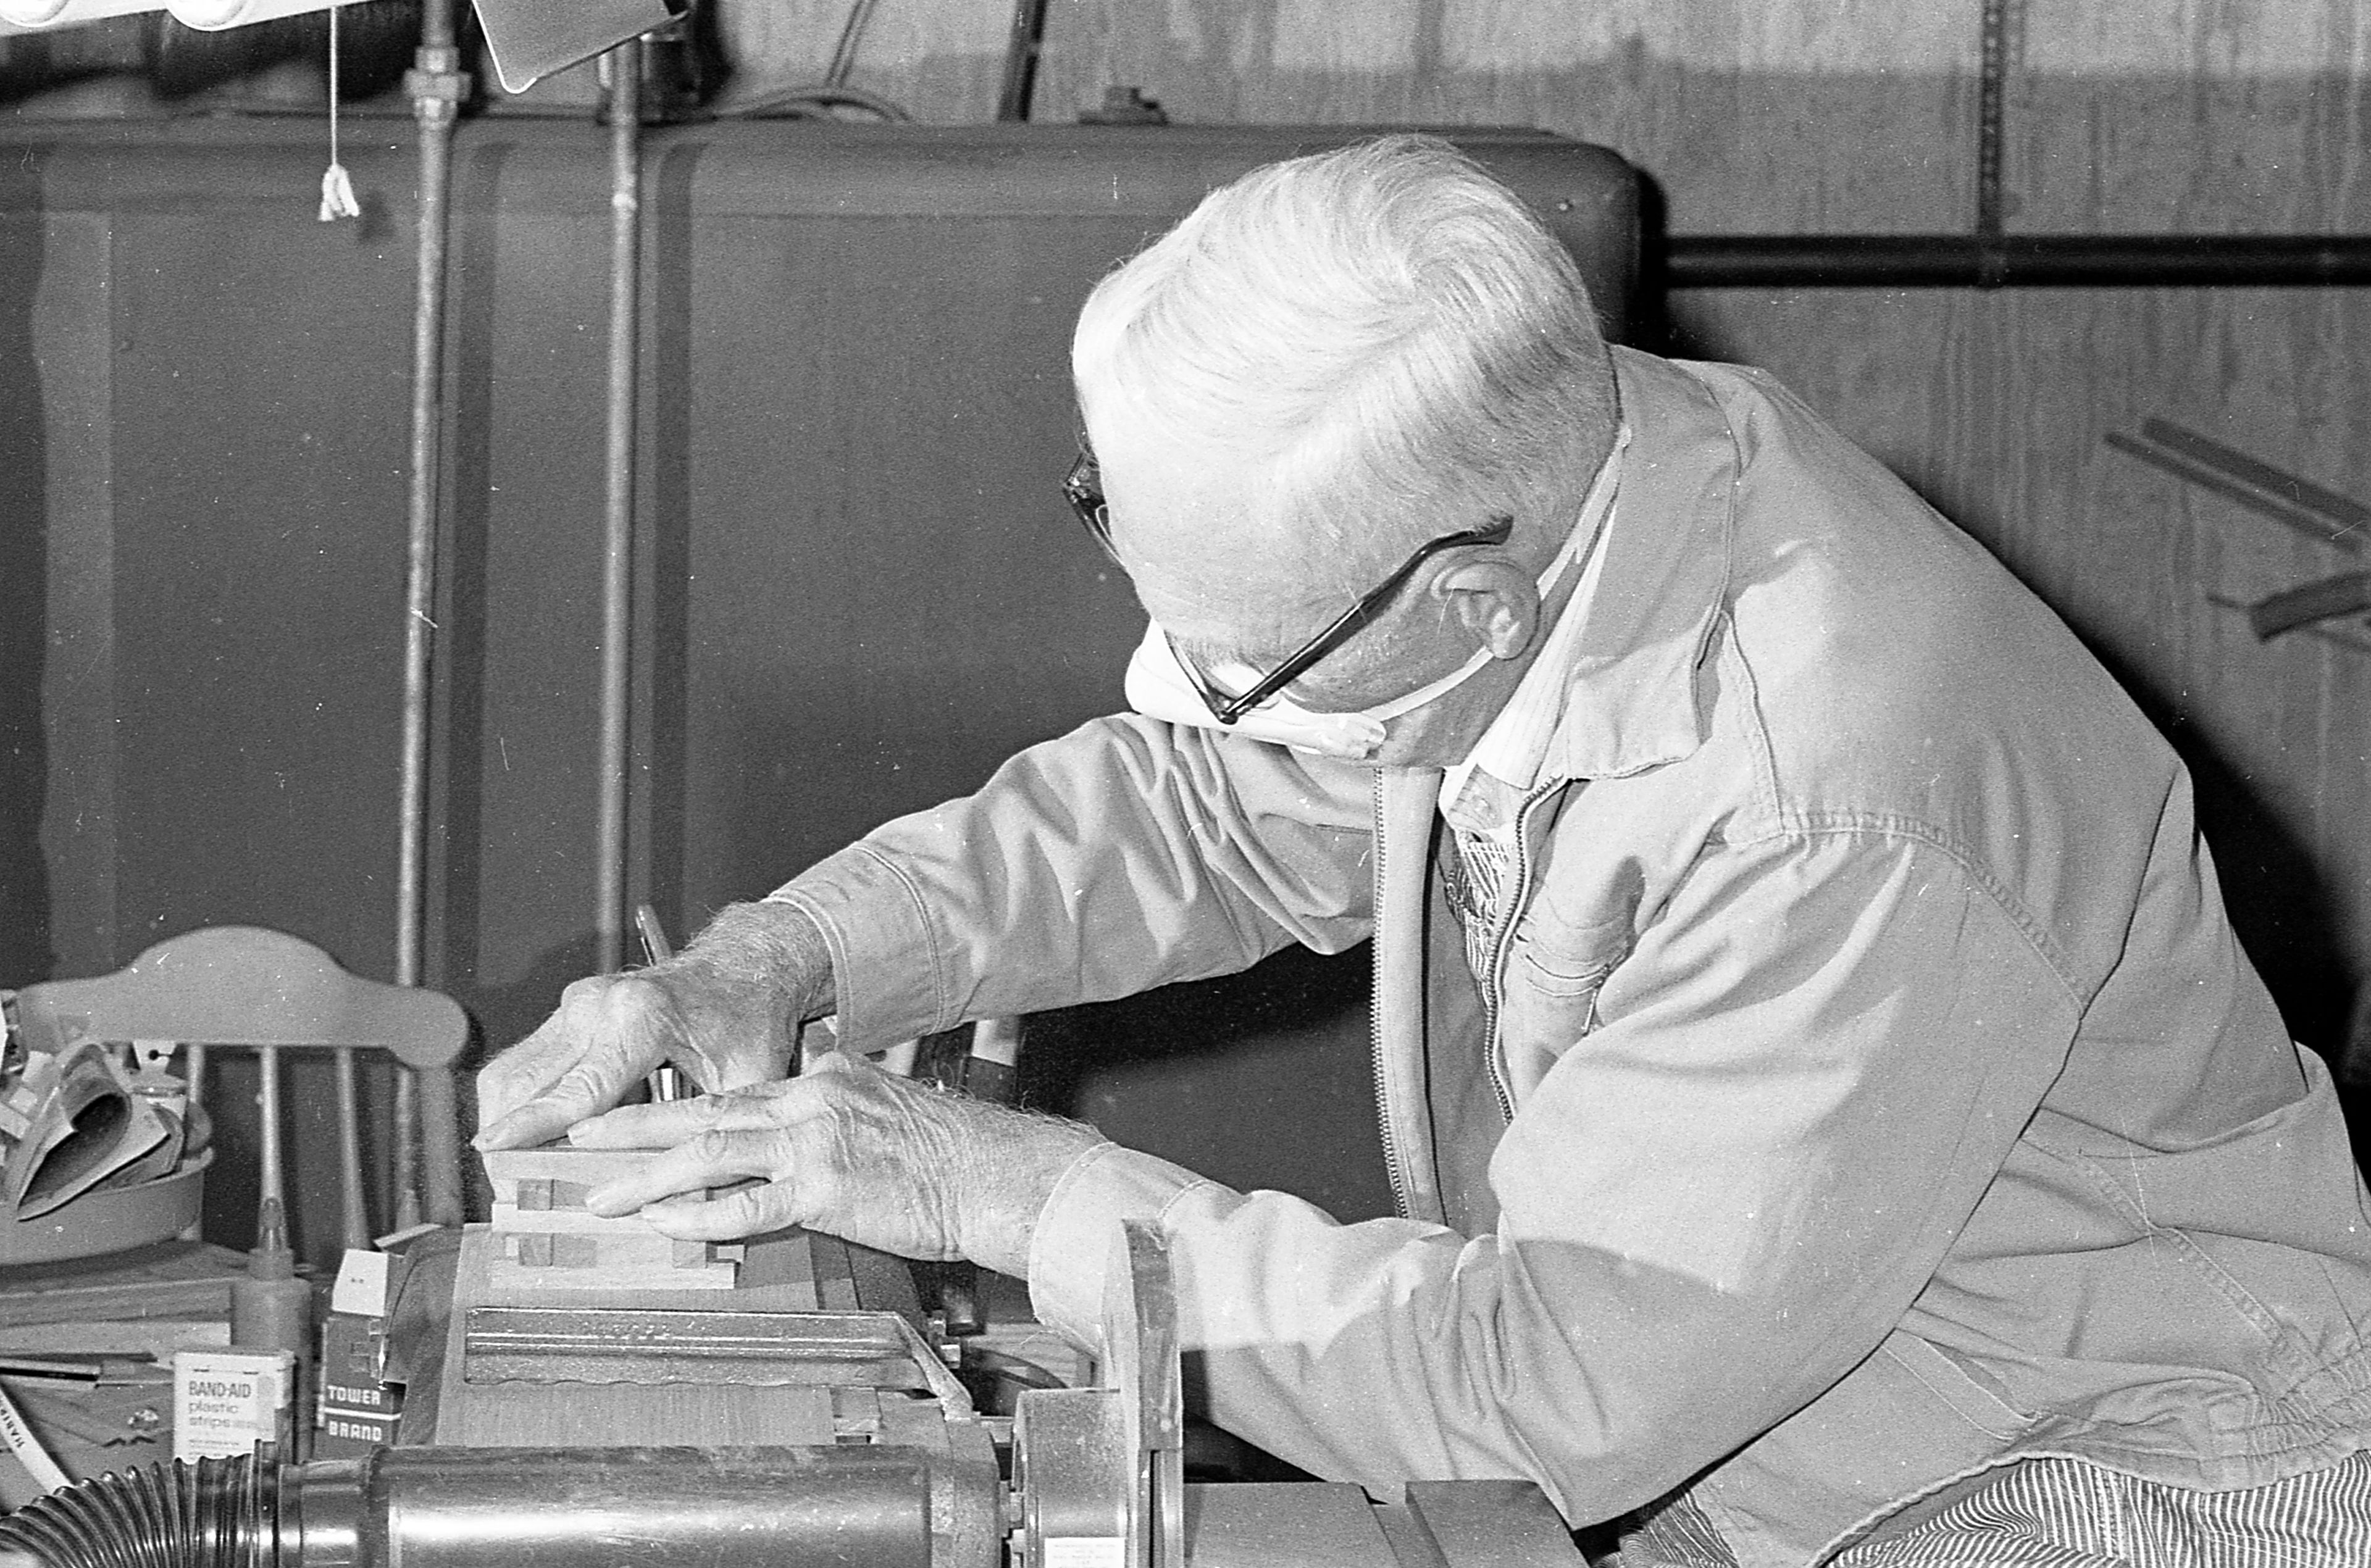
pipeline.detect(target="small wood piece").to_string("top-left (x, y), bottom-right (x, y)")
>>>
top-left (479, 1144), bottom-right (738, 1295)
top-left (0, 1241), bottom-right (247, 1328)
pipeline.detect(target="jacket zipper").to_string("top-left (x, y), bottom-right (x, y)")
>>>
top-left (1476, 783), bottom-right (1559, 1127)
top-left (1369, 773), bottom-right (1413, 1219)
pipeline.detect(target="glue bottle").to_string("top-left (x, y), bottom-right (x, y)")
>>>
top-left (232, 1197), bottom-right (313, 1453)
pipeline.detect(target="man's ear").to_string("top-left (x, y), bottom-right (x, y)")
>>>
top-left (1433, 560), bottom-right (1539, 661)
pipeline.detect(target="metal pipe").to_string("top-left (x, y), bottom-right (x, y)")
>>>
top-left (297, 1446), bottom-right (948, 1568)
top-left (995, 0), bottom-right (1052, 122)
top-left (393, 1), bottom-right (467, 1230)
top-left (0, 1445), bottom-right (993, 1568)
top-left (333, 1049), bottom-right (368, 1248)
top-left (595, 44), bottom-right (643, 977)
top-left (256, 1046), bottom-right (285, 1219)
top-left (1662, 234), bottom-right (2371, 290)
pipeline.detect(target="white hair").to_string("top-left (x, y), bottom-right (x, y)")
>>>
top-left (1071, 133), bottom-right (1617, 595)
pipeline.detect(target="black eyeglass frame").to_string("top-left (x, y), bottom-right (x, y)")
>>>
top-left (1062, 435), bottom-right (1516, 726)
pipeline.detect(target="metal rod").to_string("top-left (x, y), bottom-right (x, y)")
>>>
top-left (256, 1048), bottom-right (285, 1218)
top-left (2104, 432), bottom-right (2366, 556)
top-left (393, 1), bottom-right (467, 1233)
top-left (2207, 593), bottom-right (2371, 659)
top-left (333, 1049), bottom-right (369, 1249)
top-left (995, 0), bottom-right (1052, 122)
top-left (2102, 433), bottom-right (2348, 551)
top-left (2136, 418), bottom-right (2370, 549)
top-left (1661, 234), bottom-right (2371, 290)
top-left (596, 44), bottom-right (644, 977)
top-left (1975, 0), bottom-right (2019, 243)
top-left (417, 1059), bottom-right (464, 1227)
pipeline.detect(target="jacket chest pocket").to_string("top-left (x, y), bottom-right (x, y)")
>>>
top-left (1496, 915), bottom-right (1631, 1096)
top-left (1513, 924), bottom-right (1627, 1001)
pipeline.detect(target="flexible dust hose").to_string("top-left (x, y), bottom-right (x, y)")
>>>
top-left (0, 1445), bottom-right (999, 1568)
top-left (0, 1450), bottom-right (267, 1568)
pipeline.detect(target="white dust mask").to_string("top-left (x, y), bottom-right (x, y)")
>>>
top-left (1124, 431), bottom-right (1628, 761)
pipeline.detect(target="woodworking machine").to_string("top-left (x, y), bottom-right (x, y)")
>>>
top-left (0, 1224), bottom-right (1581, 1567)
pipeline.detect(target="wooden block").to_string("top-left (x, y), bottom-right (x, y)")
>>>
top-left (0, 1241), bottom-right (247, 1328)
top-left (491, 1202), bottom-right (659, 1235)
top-left (485, 1250), bottom-right (737, 1293)
top-left (480, 1143), bottom-right (737, 1292)
top-left (479, 1145), bottom-right (661, 1207)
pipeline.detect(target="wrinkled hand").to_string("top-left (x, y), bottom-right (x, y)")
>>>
top-left (475, 973), bottom-right (736, 1151)
top-left (475, 901), bottom-right (830, 1152)
top-left (571, 1053), bottom-right (1105, 1276)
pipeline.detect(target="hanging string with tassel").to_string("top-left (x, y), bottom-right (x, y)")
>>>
top-left (319, 2), bottom-right (361, 222)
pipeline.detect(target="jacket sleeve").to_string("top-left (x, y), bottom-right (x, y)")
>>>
top-left (1029, 827), bottom-right (2085, 1524)
top-left (767, 712), bottom-right (1378, 1051)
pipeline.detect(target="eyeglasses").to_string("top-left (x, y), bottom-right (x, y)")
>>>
top-left (1062, 433), bottom-right (1515, 725)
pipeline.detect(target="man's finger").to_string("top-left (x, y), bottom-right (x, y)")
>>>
top-left (635, 1182), bottom-right (804, 1242)
top-left (569, 1085), bottom-right (814, 1149)
top-left (474, 1020), bottom-right (576, 1127)
top-left (583, 1127), bottom-right (791, 1216)
top-left (475, 1095), bottom-right (583, 1152)
top-left (566, 1098), bottom-right (721, 1149)
top-left (475, 1057), bottom-right (637, 1151)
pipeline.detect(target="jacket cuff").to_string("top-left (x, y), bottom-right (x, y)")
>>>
top-left (766, 844), bottom-right (946, 1049)
top-left (1027, 1142), bottom-right (1213, 1348)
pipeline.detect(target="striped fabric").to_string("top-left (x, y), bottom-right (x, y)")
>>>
top-left (1828, 1453), bottom-right (2371, 1567)
top-left (1608, 1453), bottom-right (2371, 1566)
top-left (1447, 826), bottom-right (1518, 983)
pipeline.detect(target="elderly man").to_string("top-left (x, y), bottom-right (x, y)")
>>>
top-left (477, 136), bottom-right (2371, 1563)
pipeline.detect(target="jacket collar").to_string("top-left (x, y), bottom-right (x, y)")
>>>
top-left (1537, 348), bottom-right (1737, 783)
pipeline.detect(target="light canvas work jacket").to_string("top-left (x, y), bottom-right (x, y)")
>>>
top-left (775, 348), bottom-right (2371, 1563)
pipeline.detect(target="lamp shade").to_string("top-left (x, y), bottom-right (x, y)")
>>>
top-left (0, 0), bottom-right (162, 30)
top-left (164, 0), bottom-right (354, 30)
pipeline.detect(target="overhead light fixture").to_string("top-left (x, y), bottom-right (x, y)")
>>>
top-left (467, 0), bottom-right (673, 93)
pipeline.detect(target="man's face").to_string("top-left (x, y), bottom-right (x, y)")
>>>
top-left (1086, 406), bottom-right (1473, 720)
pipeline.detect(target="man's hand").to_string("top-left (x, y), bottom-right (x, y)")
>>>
top-left (474, 902), bottom-right (833, 1151)
top-left (569, 1052), bottom-right (1105, 1277)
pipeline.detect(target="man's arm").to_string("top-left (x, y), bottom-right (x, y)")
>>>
top-left (477, 711), bottom-right (1375, 1146)
top-left (769, 711), bottom-right (1379, 1053)
top-left (475, 900), bottom-right (836, 1150)
top-left (1023, 828), bottom-right (2082, 1524)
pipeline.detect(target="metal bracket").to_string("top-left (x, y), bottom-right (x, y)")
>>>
top-left (1010, 1221), bottom-right (1184, 1568)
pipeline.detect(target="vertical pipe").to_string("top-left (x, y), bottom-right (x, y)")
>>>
top-left (256, 1048), bottom-right (285, 1219)
top-left (595, 44), bottom-right (643, 977)
top-left (995, 0), bottom-right (1052, 122)
top-left (333, 1052), bottom-right (368, 1249)
top-left (396, 0), bottom-right (465, 1228)
top-left (417, 1062), bottom-right (464, 1228)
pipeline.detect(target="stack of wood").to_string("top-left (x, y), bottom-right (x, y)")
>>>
top-left (480, 1145), bottom-right (739, 1293)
